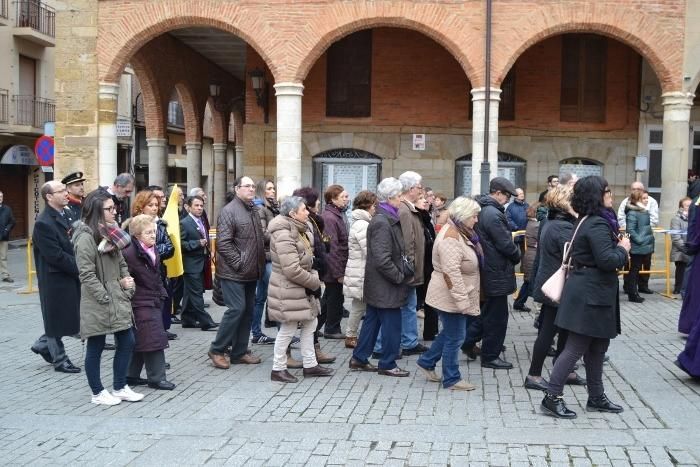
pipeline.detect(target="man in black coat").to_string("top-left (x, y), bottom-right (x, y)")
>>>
top-left (30, 181), bottom-right (81, 373)
top-left (0, 190), bottom-right (16, 282)
top-left (464, 177), bottom-right (521, 369)
top-left (179, 195), bottom-right (217, 331)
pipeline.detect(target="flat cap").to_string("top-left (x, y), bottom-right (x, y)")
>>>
top-left (489, 176), bottom-right (517, 196)
top-left (61, 171), bottom-right (86, 186)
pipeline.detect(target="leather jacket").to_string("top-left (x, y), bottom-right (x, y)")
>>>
top-left (215, 195), bottom-right (265, 282)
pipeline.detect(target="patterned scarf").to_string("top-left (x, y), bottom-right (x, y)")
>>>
top-left (449, 217), bottom-right (484, 268)
top-left (97, 223), bottom-right (131, 254)
top-left (599, 208), bottom-right (620, 239)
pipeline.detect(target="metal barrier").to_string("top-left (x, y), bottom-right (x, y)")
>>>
top-left (18, 237), bottom-right (37, 294)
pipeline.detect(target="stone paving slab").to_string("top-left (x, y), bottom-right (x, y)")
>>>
top-left (0, 247), bottom-right (699, 466)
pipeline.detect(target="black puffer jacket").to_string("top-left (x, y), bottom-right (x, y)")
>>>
top-left (532, 209), bottom-right (576, 306)
top-left (475, 195), bottom-right (520, 297)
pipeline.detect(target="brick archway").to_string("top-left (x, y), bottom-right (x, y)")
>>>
top-left (173, 82), bottom-right (201, 142)
top-left (292, 5), bottom-right (480, 85)
top-left (206, 98), bottom-right (229, 144)
top-left (98, 2), bottom-right (278, 84)
top-left (492, 5), bottom-right (680, 91)
top-left (690, 69), bottom-right (700, 97)
top-left (130, 55), bottom-right (165, 140)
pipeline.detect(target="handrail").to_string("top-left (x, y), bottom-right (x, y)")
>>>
top-left (0, 89), bottom-right (8, 124)
top-left (13, 94), bottom-right (55, 127)
top-left (0, 0), bottom-right (8, 20)
top-left (15, 0), bottom-right (55, 37)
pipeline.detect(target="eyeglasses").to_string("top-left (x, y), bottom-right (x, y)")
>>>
top-left (49, 189), bottom-right (67, 195)
top-left (604, 189), bottom-right (612, 194)
top-left (238, 184), bottom-right (255, 189)
top-left (103, 206), bottom-right (117, 212)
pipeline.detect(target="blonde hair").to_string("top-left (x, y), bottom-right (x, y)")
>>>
top-left (544, 185), bottom-right (574, 212)
top-left (128, 214), bottom-right (156, 238)
top-left (448, 196), bottom-right (480, 222)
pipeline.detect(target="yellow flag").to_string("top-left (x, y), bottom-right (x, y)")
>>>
top-left (163, 185), bottom-right (184, 278)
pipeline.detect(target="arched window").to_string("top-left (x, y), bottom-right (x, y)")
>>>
top-left (312, 149), bottom-right (382, 209)
top-left (559, 158), bottom-right (604, 179)
top-left (455, 152), bottom-right (526, 196)
top-left (167, 90), bottom-right (184, 128)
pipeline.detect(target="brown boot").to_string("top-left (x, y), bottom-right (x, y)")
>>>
top-left (344, 337), bottom-right (357, 349)
top-left (271, 370), bottom-right (298, 383)
top-left (315, 343), bottom-right (336, 364)
top-left (208, 351), bottom-right (230, 369)
top-left (286, 348), bottom-right (303, 369)
top-left (303, 365), bottom-right (334, 377)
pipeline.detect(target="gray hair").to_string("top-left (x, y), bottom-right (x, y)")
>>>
top-left (399, 171), bottom-right (422, 193)
top-left (448, 196), bottom-right (481, 223)
top-left (114, 173), bottom-right (134, 187)
top-left (189, 187), bottom-right (204, 197)
top-left (280, 196), bottom-right (306, 217)
top-left (376, 177), bottom-right (403, 202)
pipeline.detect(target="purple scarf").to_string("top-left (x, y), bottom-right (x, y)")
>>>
top-left (450, 218), bottom-right (484, 268)
top-left (379, 202), bottom-right (399, 220)
top-left (599, 208), bottom-right (620, 237)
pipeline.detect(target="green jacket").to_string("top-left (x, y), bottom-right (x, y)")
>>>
top-left (625, 204), bottom-right (655, 255)
top-left (72, 222), bottom-right (134, 339)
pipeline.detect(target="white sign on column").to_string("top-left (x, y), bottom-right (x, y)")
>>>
top-left (275, 83), bottom-right (304, 197)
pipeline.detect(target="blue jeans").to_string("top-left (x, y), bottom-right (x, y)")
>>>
top-left (374, 287), bottom-right (418, 353)
top-left (417, 311), bottom-right (467, 388)
top-left (252, 262), bottom-right (272, 338)
top-left (353, 304), bottom-right (402, 370)
top-left (85, 328), bottom-right (135, 395)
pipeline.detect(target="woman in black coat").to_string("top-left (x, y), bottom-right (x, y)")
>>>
top-left (122, 214), bottom-right (175, 390)
top-left (525, 186), bottom-right (584, 391)
top-left (416, 193), bottom-right (437, 340)
top-left (541, 176), bottom-right (631, 419)
top-left (350, 177), bottom-right (411, 377)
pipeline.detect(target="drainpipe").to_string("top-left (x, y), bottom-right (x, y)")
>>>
top-left (480, 0), bottom-right (493, 193)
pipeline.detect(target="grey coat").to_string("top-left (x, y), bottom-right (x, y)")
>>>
top-left (362, 206), bottom-right (409, 309)
top-left (670, 210), bottom-right (690, 263)
top-left (72, 222), bottom-right (134, 339)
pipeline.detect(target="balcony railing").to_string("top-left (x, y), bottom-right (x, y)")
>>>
top-left (13, 95), bottom-right (55, 127)
top-left (0, 89), bottom-right (8, 124)
top-left (1, 0), bottom-right (9, 20)
top-left (15, 0), bottom-right (55, 38)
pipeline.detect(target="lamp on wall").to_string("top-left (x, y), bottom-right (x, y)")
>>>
top-left (209, 82), bottom-right (244, 115)
top-left (249, 68), bottom-right (269, 124)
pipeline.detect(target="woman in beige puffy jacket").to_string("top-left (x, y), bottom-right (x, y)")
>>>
top-left (416, 197), bottom-right (482, 391)
top-left (343, 191), bottom-right (378, 348)
top-left (268, 196), bottom-right (335, 383)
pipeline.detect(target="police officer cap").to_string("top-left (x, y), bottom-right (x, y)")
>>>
top-left (61, 171), bottom-right (86, 186)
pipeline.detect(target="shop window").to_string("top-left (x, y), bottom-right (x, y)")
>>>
top-left (455, 153), bottom-right (526, 197)
top-left (560, 34), bottom-right (607, 123)
top-left (326, 30), bottom-right (372, 118)
top-left (559, 158), bottom-right (604, 181)
top-left (312, 149), bottom-right (381, 212)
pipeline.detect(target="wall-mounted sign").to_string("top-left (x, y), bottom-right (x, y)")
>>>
top-left (0, 145), bottom-right (38, 165)
top-left (35, 136), bottom-right (55, 166)
top-left (116, 119), bottom-right (132, 137)
top-left (635, 155), bottom-right (648, 172)
top-left (412, 133), bottom-right (426, 151)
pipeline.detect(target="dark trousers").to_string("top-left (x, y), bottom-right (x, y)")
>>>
top-left (182, 271), bottom-right (215, 327)
top-left (322, 282), bottom-right (344, 335)
top-left (675, 261), bottom-right (687, 293)
top-left (528, 304), bottom-right (567, 377)
top-left (417, 282), bottom-right (439, 340)
top-left (170, 276), bottom-right (184, 314)
top-left (352, 304), bottom-right (402, 370)
top-left (548, 331), bottom-right (609, 397)
top-left (465, 295), bottom-right (509, 362)
top-left (514, 281), bottom-right (530, 308)
top-left (128, 350), bottom-right (166, 383)
top-left (210, 279), bottom-right (256, 360)
top-left (629, 253), bottom-right (652, 295)
top-left (32, 335), bottom-right (68, 368)
top-left (161, 279), bottom-right (173, 330)
top-left (85, 329), bottom-right (135, 395)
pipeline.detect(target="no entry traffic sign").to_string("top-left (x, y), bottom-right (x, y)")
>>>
top-left (35, 135), bottom-right (54, 166)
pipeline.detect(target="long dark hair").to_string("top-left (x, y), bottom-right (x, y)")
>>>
top-left (571, 175), bottom-right (608, 216)
top-left (82, 190), bottom-right (112, 243)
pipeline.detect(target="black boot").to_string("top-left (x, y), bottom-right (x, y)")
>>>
top-left (628, 293), bottom-right (645, 303)
top-left (586, 393), bottom-right (623, 413)
top-left (541, 392), bottom-right (577, 419)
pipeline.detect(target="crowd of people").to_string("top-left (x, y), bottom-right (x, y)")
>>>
top-left (22, 167), bottom-right (700, 418)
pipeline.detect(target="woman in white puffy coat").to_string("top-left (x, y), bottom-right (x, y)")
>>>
top-left (343, 191), bottom-right (378, 348)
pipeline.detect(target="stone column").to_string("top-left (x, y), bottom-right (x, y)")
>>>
top-left (659, 91), bottom-right (694, 225)
top-left (212, 142), bottom-right (227, 222)
top-left (235, 145), bottom-right (244, 180)
top-left (146, 138), bottom-right (167, 188)
top-left (274, 82), bottom-right (304, 197)
top-left (185, 141), bottom-right (202, 192)
top-left (470, 87), bottom-right (501, 195)
top-left (98, 82), bottom-right (120, 187)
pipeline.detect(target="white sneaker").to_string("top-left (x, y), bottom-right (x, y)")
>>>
top-left (112, 385), bottom-right (145, 402)
top-left (91, 389), bottom-right (122, 406)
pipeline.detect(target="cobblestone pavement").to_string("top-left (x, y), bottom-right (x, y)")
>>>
top-left (1, 246), bottom-right (699, 466)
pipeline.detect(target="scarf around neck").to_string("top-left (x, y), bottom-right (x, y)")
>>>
top-left (599, 208), bottom-right (620, 237)
top-left (97, 223), bottom-right (131, 254)
top-left (449, 217), bottom-right (484, 268)
top-left (379, 202), bottom-right (399, 220)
